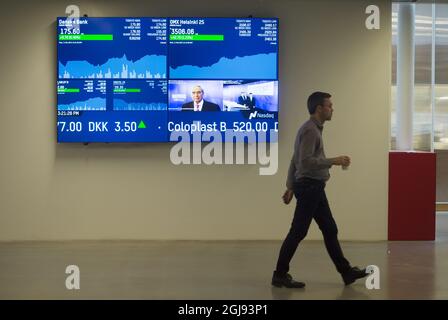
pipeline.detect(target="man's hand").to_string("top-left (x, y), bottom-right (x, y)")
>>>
top-left (332, 156), bottom-right (351, 167)
top-left (282, 189), bottom-right (294, 205)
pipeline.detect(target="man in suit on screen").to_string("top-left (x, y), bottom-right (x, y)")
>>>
top-left (181, 85), bottom-right (220, 111)
top-left (238, 91), bottom-right (249, 107)
top-left (247, 92), bottom-right (256, 111)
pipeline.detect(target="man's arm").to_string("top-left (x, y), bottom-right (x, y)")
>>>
top-left (283, 159), bottom-right (296, 205)
top-left (286, 158), bottom-right (296, 190)
top-left (299, 129), bottom-right (351, 169)
top-left (298, 129), bottom-right (333, 170)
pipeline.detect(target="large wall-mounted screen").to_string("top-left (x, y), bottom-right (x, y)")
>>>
top-left (57, 17), bottom-right (278, 142)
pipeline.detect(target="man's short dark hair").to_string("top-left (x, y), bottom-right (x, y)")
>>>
top-left (307, 91), bottom-right (332, 114)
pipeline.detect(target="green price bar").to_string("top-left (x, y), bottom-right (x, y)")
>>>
top-left (113, 88), bottom-right (141, 93)
top-left (58, 88), bottom-right (80, 93)
top-left (59, 34), bottom-right (114, 41)
top-left (169, 34), bottom-right (224, 41)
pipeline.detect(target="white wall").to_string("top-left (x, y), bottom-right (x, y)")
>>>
top-left (0, 0), bottom-right (391, 240)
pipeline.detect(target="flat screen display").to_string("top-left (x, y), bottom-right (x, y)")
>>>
top-left (57, 17), bottom-right (278, 142)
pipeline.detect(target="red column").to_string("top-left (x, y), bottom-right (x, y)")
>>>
top-left (388, 151), bottom-right (436, 240)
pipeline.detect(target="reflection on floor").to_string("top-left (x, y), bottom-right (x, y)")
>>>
top-left (437, 212), bottom-right (448, 241)
top-left (0, 239), bottom-right (447, 300)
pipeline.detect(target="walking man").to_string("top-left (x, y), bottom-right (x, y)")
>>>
top-left (272, 91), bottom-right (368, 288)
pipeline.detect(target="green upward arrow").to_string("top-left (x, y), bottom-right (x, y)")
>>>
top-left (138, 120), bottom-right (146, 129)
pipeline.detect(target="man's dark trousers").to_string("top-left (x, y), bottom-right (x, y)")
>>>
top-left (275, 177), bottom-right (351, 275)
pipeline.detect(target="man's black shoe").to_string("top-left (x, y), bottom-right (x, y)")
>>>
top-left (342, 266), bottom-right (368, 286)
top-left (271, 271), bottom-right (305, 288)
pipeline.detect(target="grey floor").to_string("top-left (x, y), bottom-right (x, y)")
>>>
top-left (0, 214), bottom-right (447, 300)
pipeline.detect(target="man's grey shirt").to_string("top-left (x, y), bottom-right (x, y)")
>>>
top-left (286, 117), bottom-right (333, 189)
